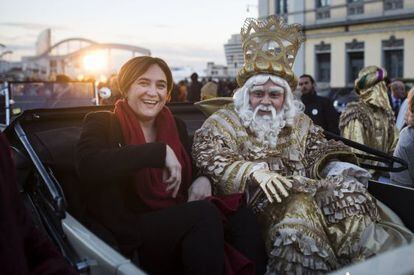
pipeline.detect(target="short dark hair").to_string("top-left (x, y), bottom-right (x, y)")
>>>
top-left (117, 56), bottom-right (173, 97)
top-left (190, 73), bottom-right (198, 81)
top-left (299, 74), bottom-right (315, 85)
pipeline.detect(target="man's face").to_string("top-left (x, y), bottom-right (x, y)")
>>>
top-left (249, 79), bottom-right (285, 115)
top-left (390, 81), bottom-right (406, 99)
top-left (298, 76), bottom-right (314, 95)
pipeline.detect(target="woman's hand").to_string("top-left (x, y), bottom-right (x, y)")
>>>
top-left (163, 145), bottom-right (182, 198)
top-left (187, 176), bottom-right (212, 202)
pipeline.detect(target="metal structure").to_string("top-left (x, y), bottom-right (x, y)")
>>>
top-left (25, 37), bottom-right (150, 62)
top-left (18, 37), bottom-right (151, 79)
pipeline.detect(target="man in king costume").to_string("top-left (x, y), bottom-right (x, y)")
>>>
top-left (339, 65), bottom-right (399, 158)
top-left (192, 16), bottom-right (412, 274)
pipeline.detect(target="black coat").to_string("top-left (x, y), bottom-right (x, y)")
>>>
top-left (75, 111), bottom-right (191, 245)
top-left (301, 91), bottom-right (340, 135)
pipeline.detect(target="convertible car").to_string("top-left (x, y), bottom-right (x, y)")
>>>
top-left (2, 85), bottom-right (414, 274)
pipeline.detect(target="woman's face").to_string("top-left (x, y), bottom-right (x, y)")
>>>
top-left (126, 64), bottom-right (168, 122)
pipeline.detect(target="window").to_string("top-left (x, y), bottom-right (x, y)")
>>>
top-left (348, 0), bottom-right (364, 15)
top-left (346, 40), bottom-right (364, 86)
top-left (316, 0), bottom-right (331, 19)
top-left (316, 54), bottom-right (331, 82)
top-left (384, 51), bottom-right (403, 78)
top-left (382, 36), bottom-right (404, 78)
top-left (315, 42), bottom-right (331, 82)
top-left (384, 0), bottom-right (403, 11)
top-left (348, 52), bottom-right (364, 84)
top-left (316, 0), bottom-right (331, 8)
top-left (276, 0), bottom-right (288, 14)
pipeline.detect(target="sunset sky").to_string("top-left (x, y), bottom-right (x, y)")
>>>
top-left (0, 0), bottom-right (257, 73)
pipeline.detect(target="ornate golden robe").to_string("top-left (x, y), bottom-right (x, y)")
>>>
top-left (192, 104), bottom-right (412, 274)
top-left (340, 82), bottom-right (399, 155)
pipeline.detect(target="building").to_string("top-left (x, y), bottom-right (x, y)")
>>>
top-left (258, 0), bottom-right (414, 89)
top-left (223, 34), bottom-right (244, 77)
top-left (204, 62), bottom-right (229, 79)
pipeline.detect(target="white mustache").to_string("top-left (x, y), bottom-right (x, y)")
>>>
top-left (253, 104), bottom-right (277, 121)
top-left (258, 105), bottom-right (272, 112)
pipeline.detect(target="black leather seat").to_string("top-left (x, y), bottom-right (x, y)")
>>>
top-left (30, 126), bottom-right (121, 251)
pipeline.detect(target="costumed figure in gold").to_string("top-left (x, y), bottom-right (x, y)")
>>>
top-left (339, 66), bottom-right (399, 157)
top-left (192, 16), bottom-right (413, 274)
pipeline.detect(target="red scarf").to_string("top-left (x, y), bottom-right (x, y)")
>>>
top-left (114, 99), bottom-right (192, 210)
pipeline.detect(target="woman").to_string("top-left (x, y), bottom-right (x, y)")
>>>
top-left (391, 88), bottom-right (414, 187)
top-left (76, 56), bottom-right (266, 274)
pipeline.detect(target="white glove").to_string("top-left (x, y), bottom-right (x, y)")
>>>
top-left (251, 169), bottom-right (292, 203)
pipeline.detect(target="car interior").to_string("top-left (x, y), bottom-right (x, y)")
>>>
top-left (5, 103), bottom-right (414, 271)
top-left (6, 104), bottom-right (207, 263)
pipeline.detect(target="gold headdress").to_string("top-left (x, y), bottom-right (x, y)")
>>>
top-left (237, 15), bottom-right (305, 89)
top-left (354, 65), bottom-right (392, 111)
top-left (354, 65), bottom-right (387, 92)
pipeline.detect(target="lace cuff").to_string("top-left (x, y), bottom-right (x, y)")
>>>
top-left (322, 161), bottom-right (371, 187)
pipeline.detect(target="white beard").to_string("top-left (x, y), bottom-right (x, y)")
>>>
top-left (238, 104), bottom-right (285, 149)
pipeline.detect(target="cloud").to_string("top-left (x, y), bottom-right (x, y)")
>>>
top-left (150, 42), bottom-right (224, 58)
top-left (154, 24), bottom-right (171, 28)
top-left (6, 44), bottom-right (34, 50)
top-left (0, 34), bottom-right (21, 41)
top-left (0, 22), bottom-right (68, 31)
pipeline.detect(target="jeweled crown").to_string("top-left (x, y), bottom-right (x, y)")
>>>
top-left (237, 15), bottom-right (305, 89)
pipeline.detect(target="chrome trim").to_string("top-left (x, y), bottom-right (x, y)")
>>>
top-left (14, 121), bottom-right (66, 216)
top-left (4, 81), bottom-right (9, 125)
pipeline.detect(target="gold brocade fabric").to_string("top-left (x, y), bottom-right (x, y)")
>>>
top-left (192, 105), bottom-right (412, 274)
top-left (339, 82), bottom-right (399, 157)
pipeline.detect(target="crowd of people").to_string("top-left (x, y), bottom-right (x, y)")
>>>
top-left (295, 67), bottom-right (413, 188)
top-left (97, 72), bottom-right (238, 105)
top-left (170, 74), bottom-right (237, 103)
top-left (1, 14), bottom-right (414, 275)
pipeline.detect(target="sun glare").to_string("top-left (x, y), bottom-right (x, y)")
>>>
top-left (83, 51), bottom-right (108, 72)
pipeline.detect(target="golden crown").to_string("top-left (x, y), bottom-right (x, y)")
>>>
top-left (237, 15), bottom-right (305, 89)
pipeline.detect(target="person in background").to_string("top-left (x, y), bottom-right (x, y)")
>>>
top-left (298, 74), bottom-right (340, 135)
top-left (389, 80), bottom-right (407, 118)
top-left (187, 72), bottom-right (202, 102)
top-left (0, 133), bottom-right (77, 275)
top-left (391, 88), bottom-right (414, 188)
top-left (340, 66), bottom-right (399, 158)
top-left (200, 81), bottom-right (218, 100)
top-left (105, 74), bottom-right (122, 105)
top-left (177, 80), bottom-right (188, 102)
top-left (396, 91), bottom-right (410, 130)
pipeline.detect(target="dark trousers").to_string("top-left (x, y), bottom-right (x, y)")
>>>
top-left (128, 201), bottom-right (267, 275)
top-left (135, 200), bottom-right (224, 275)
top-left (226, 207), bottom-right (267, 275)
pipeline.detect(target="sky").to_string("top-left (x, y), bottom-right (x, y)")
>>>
top-left (0, 0), bottom-right (258, 73)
